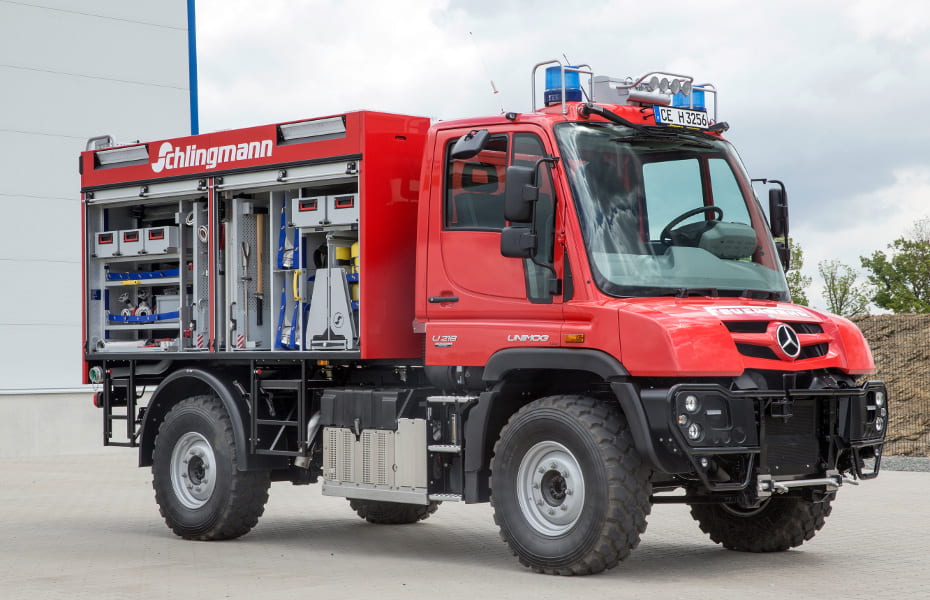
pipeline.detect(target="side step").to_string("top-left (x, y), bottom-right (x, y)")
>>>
top-left (425, 395), bottom-right (478, 502)
top-left (428, 493), bottom-right (463, 502)
top-left (427, 444), bottom-right (461, 454)
top-left (427, 395), bottom-right (478, 404)
top-left (103, 364), bottom-right (141, 448)
top-left (249, 363), bottom-right (308, 457)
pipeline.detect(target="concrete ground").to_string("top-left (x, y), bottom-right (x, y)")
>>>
top-left (1, 453), bottom-right (927, 600)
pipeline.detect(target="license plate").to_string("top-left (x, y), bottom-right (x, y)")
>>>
top-left (653, 106), bottom-right (710, 129)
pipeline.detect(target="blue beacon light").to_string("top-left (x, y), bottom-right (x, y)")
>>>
top-left (672, 86), bottom-right (706, 111)
top-left (544, 66), bottom-right (582, 106)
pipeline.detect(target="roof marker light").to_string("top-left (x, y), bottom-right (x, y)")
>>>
top-left (95, 144), bottom-right (149, 167)
top-left (278, 116), bottom-right (346, 143)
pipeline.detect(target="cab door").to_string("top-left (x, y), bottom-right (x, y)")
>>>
top-left (423, 125), bottom-right (564, 366)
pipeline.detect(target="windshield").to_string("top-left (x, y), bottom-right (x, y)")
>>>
top-left (554, 122), bottom-right (789, 300)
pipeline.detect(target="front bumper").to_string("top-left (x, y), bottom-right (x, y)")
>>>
top-left (623, 379), bottom-right (887, 492)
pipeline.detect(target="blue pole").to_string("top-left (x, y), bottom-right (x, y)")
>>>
top-left (187, 0), bottom-right (200, 135)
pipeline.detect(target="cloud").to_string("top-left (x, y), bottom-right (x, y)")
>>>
top-left (195, 0), bottom-right (930, 309)
top-left (797, 165), bottom-right (930, 310)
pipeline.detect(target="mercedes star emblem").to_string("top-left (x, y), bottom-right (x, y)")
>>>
top-left (775, 323), bottom-right (801, 359)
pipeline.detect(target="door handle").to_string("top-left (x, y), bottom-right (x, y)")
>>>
top-left (428, 296), bottom-right (459, 303)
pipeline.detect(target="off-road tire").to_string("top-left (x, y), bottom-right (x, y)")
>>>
top-left (490, 395), bottom-right (652, 575)
top-left (348, 499), bottom-right (440, 524)
top-left (689, 495), bottom-right (833, 552)
top-left (152, 395), bottom-right (271, 540)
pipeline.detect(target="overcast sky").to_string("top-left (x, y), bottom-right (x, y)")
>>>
top-left (197, 0), bottom-right (930, 312)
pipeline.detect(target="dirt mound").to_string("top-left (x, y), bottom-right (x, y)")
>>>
top-left (853, 314), bottom-right (930, 456)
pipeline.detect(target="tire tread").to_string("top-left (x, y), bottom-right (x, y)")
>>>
top-left (152, 395), bottom-right (270, 541)
top-left (491, 395), bottom-right (651, 575)
top-left (690, 495), bottom-right (832, 552)
top-left (348, 499), bottom-right (439, 524)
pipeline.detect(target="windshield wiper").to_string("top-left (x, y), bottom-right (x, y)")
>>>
top-left (675, 288), bottom-right (719, 298)
top-left (611, 133), bottom-right (714, 149)
top-left (740, 289), bottom-right (782, 301)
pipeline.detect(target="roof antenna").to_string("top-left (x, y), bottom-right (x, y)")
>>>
top-left (561, 52), bottom-right (591, 101)
top-left (468, 31), bottom-right (504, 113)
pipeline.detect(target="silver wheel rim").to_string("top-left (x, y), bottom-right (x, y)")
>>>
top-left (169, 432), bottom-right (217, 509)
top-left (516, 441), bottom-right (585, 536)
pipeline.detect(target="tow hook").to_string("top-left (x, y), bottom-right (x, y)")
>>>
top-left (757, 470), bottom-right (856, 497)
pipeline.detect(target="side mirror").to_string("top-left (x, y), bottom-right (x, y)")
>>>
top-left (768, 187), bottom-right (788, 238)
top-left (501, 226), bottom-right (537, 258)
top-left (504, 165), bottom-right (537, 222)
top-left (450, 129), bottom-right (489, 160)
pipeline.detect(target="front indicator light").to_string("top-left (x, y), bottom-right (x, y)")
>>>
top-left (687, 423), bottom-right (703, 441)
top-left (677, 414), bottom-right (689, 426)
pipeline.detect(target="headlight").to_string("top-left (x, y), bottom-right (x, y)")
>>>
top-left (684, 394), bottom-right (700, 413)
top-left (687, 423), bottom-right (703, 441)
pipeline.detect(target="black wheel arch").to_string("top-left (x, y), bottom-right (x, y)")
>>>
top-left (482, 347), bottom-right (630, 382)
top-left (138, 367), bottom-right (285, 471)
top-left (462, 348), bottom-right (665, 502)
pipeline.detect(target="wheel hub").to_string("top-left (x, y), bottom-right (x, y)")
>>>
top-left (516, 441), bottom-right (586, 536)
top-left (540, 470), bottom-right (567, 505)
top-left (169, 432), bottom-right (217, 509)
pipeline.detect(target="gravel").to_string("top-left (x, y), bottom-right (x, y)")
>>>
top-left (880, 455), bottom-right (930, 472)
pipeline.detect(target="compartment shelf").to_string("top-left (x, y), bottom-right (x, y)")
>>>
top-left (104, 322), bottom-right (179, 331)
top-left (104, 277), bottom-right (180, 288)
top-left (93, 252), bottom-right (180, 263)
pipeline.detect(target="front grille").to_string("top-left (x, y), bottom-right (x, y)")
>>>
top-left (724, 321), bottom-right (768, 333)
top-left (799, 343), bottom-right (828, 359)
top-left (767, 400), bottom-right (816, 435)
top-left (727, 320), bottom-right (829, 362)
top-left (724, 320), bottom-right (824, 334)
top-left (736, 343), bottom-right (778, 360)
top-left (790, 322), bottom-right (824, 334)
top-left (765, 400), bottom-right (820, 474)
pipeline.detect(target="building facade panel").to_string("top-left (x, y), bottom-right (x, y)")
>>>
top-left (0, 2), bottom-right (189, 390)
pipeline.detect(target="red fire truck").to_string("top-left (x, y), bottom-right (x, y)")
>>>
top-left (80, 61), bottom-right (887, 575)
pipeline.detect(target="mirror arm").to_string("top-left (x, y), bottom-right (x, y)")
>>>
top-left (532, 156), bottom-right (560, 183)
top-left (528, 156), bottom-right (560, 295)
top-left (530, 255), bottom-right (561, 295)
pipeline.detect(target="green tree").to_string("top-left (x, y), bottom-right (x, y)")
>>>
top-left (818, 259), bottom-right (869, 317)
top-left (860, 218), bottom-right (930, 313)
top-left (785, 237), bottom-right (811, 306)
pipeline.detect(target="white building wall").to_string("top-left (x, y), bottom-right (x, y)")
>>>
top-left (0, 1), bottom-right (190, 391)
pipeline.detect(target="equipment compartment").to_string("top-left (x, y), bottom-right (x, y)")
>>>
top-left (86, 199), bottom-right (189, 353)
top-left (82, 111), bottom-right (427, 359)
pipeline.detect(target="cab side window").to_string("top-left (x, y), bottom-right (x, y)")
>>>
top-left (444, 134), bottom-right (508, 230)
